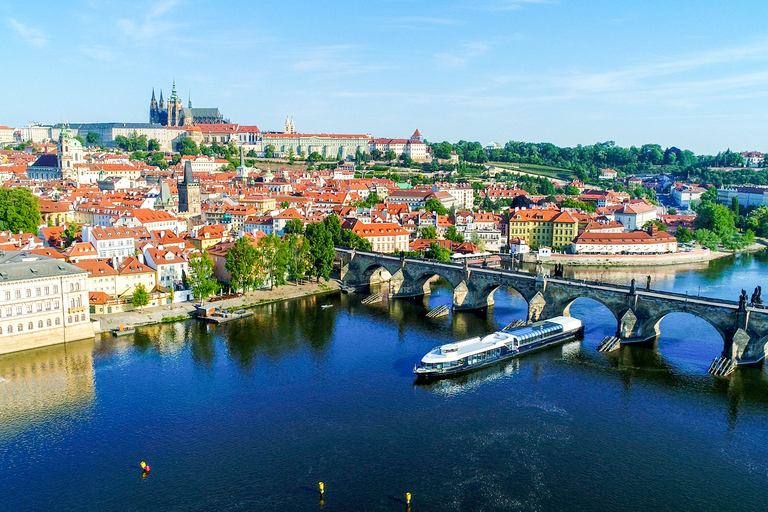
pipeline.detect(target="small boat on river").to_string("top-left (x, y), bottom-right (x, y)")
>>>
top-left (414, 316), bottom-right (583, 380)
top-left (111, 324), bottom-right (135, 337)
top-left (195, 304), bottom-right (253, 324)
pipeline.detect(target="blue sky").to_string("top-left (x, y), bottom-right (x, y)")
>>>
top-left (2, 0), bottom-right (768, 154)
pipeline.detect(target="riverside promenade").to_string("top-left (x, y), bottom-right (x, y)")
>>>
top-left (93, 280), bottom-right (340, 331)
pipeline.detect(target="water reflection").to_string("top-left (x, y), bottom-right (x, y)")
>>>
top-left (414, 358), bottom-right (521, 397)
top-left (0, 338), bottom-right (95, 437)
top-left (224, 295), bottom-right (337, 370)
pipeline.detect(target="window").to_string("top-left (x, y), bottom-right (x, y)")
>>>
top-left (15, 290), bottom-right (20, 299)
top-left (75, 283), bottom-right (80, 291)
top-left (55, 318), bottom-right (60, 326)
top-left (35, 288), bottom-right (41, 296)
top-left (25, 289), bottom-right (31, 298)
top-left (38, 320), bottom-right (43, 328)
top-left (3, 292), bottom-right (9, 300)
top-left (7, 325), bottom-right (12, 333)
top-left (46, 319), bottom-right (51, 327)
top-left (15, 306), bottom-right (21, 315)
top-left (71, 299), bottom-right (75, 308)
top-left (4, 307), bottom-right (10, 317)
top-left (17, 323), bottom-right (22, 332)
top-left (53, 285), bottom-right (58, 293)
top-left (44, 286), bottom-right (49, 295)
top-left (28, 322), bottom-right (33, 330)
top-left (36, 303), bottom-right (42, 312)
top-left (26, 304), bottom-right (32, 314)
top-left (46, 302), bottom-right (51, 311)
top-left (69, 284), bottom-right (74, 292)
top-left (0, 326), bottom-right (2, 334)
top-left (68, 316), bottom-right (72, 324)
top-left (54, 301), bottom-right (59, 309)
top-left (74, 315), bottom-right (79, 322)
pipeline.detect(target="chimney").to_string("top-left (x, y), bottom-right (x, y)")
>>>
top-left (138, 254), bottom-right (145, 264)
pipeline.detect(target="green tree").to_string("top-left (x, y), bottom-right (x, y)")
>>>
top-left (339, 230), bottom-right (372, 250)
top-left (0, 188), bottom-right (41, 234)
top-left (445, 225), bottom-right (464, 243)
top-left (361, 193), bottom-right (381, 208)
top-left (470, 231), bottom-right (486, 252)
top-left (285, 234), bottom-right (310, 283)
top-left (86, 132), bottom-right (99, 146)
top-left (178, 137), bottom-right (199, 156)
top-left (225, 237), bottom-right (258, 293)
top-left (693, 202), bottom-right (736, 240)
top-left (284, 218), bottom-right (304, 235)
top-left (695, 228), bottom-right (720, 250)
top-left (561, 185), bottom-right (580, 195)
top-left (420, 226), bottom-right (438, 239)
top-left (147, 139), bottom-right (161, 152)
top-left (74, 135), bottom-right (86, 146)
top-left (675, 226), bottom-right (694, 243)
top-left (188, 251), bottom-right (219, 303)
top-left (114, 135), bottom-right (130, 150)
top-left (286, 147), bottom-right (295, 164)
top-left (425, 197), bottom-right (448, 215)
top-left (323, 214), bottom-right (342, 245)
top-left (642, 220), bottom-right (668, 232)
top-left (304, 222), bottom-right (335, 281)
top-left (62, 222), bottom-right (81, 248)
top-left (425, 242), bottom-right (451, 262)
top-left (668, 207), bottom-right (678, 215)
top-left (131, 283), bottom-right (150, 310)
top-left (731, 196), bottom-right (740, 215)
top-left (386, 149), bottom-right (397, 161)
top-left (265, 145), bottom-right (276, 158)
top-left (309, 151), bottom-right (324, 162)
top-left (255, 235), bottom-right (288, 290)
top-left (561, 197), bottom-right (596, 212)
top-left (148, 151), bottom-right (168, 169)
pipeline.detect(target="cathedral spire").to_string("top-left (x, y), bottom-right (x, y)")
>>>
top-left (159, 89), bottom-right (164, 109)
top-left (188, 91), bottom-right (192, 109)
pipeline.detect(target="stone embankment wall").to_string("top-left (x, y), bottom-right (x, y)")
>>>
top-left (522, 249), bottom-right (721, 267)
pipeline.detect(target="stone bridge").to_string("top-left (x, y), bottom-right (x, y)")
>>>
top-left (337, 249), bottom-right (768, 366)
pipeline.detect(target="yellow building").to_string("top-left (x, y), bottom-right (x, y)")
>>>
top-left (116, 256), bottom-right (157, 297)
top-left (508, 209), bottom-right (579, 250)
top-left (189, 225), bottom-right (231, 251)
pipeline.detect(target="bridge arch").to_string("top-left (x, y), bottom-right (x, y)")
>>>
top-left (639, 310), bottom-right (728, 345)
top-left (359, 262), bottom-right (396, 286)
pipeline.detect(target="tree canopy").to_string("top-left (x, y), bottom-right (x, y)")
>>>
top-left (188, 251), bottom-right (219, 302)
top-left (0, 188), bottom-right (40, 234)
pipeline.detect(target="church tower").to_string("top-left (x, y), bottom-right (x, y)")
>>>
top-left (58, 126), bottom-right (83, 182)
top-left (178, 160), bottom-right (201, 216)
top-left (150, 89), bottom-right (160, 124)
top-left (167, 81), bottom-right (183, 127)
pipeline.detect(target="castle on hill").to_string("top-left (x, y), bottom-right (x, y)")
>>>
top-left (149, 81), bottom-right (226, 127)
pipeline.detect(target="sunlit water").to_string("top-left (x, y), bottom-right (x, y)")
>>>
top-left (2, 252), bottom-right (768, 510)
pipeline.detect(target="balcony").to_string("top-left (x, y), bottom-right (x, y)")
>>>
top-left (68, 306), bottom-right (86, 314)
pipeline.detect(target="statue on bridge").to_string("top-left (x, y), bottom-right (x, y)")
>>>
top-left (629, 278), bottom-right (636, 295)
top-left (751, 286), bottom-right (763, 306)
top-left (739, 289), bottom-right (749, 311)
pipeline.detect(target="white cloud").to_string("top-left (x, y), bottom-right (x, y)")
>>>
top-left (434, 42), bottom-right (491, 66)
top-left (8, 19), bottom-right (48, 48)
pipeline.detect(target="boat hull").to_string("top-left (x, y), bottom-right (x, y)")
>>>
top-left (414, 326), bottom-right (584, 380)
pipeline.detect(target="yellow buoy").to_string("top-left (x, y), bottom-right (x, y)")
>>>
top-left (319, 481), bottom-right (325, 495)
top-left (406, 492), bottom-right (411, 505)
top-left (140, 461), bottom-right (147, 470)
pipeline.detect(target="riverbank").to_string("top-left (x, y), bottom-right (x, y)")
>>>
top-left (93, 280), bottom-right (341, 332)
top-left (522, 241), bottom-right (767, 267)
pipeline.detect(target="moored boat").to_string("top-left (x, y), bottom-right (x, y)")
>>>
top-left (414, 316), bottom-right (583, 380)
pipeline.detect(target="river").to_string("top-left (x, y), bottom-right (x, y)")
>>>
top-left (2, 251), bottom-right (768, 510)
